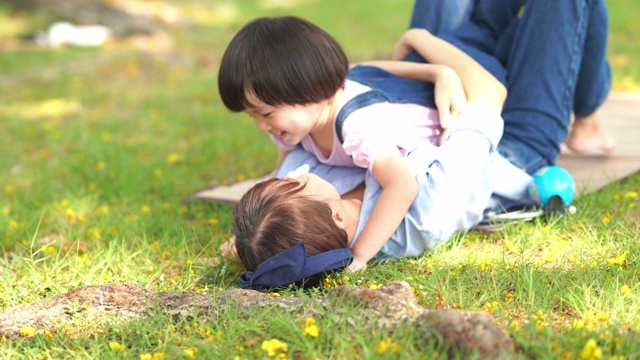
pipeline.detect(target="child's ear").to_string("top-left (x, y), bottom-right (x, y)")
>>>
top-left (331, 208), bottom-right (347, 230)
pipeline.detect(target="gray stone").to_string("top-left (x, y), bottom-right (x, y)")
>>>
top-left (0, 281), bottom-right (513, 357)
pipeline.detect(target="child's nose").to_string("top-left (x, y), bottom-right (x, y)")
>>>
top-left (255, 118), bottom-right (271, 132)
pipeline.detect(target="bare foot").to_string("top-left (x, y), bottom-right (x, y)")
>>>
top-left (564, 112), bottom-right (616, 155)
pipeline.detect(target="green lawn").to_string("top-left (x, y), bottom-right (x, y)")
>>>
top-left (1, 1), bottom-right (639, 359)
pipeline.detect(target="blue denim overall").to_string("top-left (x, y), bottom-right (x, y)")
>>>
top-left (335, 65), bottom-right (437, 144)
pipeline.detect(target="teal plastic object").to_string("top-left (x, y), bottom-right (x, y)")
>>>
top-left (528, 166), bottom-right (575, 208)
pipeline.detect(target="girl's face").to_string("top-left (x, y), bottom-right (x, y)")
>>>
top-left (295, 173), bottom-right (342, 206)
top-left (294, 173), bottom-right (349, 234)
top-left (244, 92), bottom-right (327, 146)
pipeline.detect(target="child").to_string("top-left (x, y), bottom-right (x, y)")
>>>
top-left (218, 16), bottom-right (504, 271)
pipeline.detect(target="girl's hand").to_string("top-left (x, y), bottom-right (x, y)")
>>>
top-left (434, 65), bottom-right (467, 145)
top-left (220, 235), bottom-right (238, 258)
top-left (347, 258), bottom-right (368, 272)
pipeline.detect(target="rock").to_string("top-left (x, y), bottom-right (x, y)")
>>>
top-left (0, 281), bottom-right (513, 357)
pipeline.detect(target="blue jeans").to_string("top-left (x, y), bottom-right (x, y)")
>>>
top-left (408, 0), bottom-right (612, 174)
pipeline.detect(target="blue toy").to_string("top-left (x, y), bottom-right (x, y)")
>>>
top-left (528, 166), bottom-right (575, 210)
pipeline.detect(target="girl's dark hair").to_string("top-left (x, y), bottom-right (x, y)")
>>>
top-left (218, 16), bottom-right (349, 112)
top-left (233, 178), bottom-right (349, 271)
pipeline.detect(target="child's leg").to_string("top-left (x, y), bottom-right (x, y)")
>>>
top-left (496, 0), bottom-right (611, 172)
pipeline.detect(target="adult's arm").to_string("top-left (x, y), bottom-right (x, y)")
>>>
top-left (394, 28), bottom-right (506, 112)
top-left (356, 61), bottom-right (466, 133)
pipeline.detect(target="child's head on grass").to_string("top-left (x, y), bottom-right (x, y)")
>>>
top-left (233, 177), bottom-right (348, 272)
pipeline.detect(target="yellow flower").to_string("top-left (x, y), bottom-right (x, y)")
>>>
top-left (198, 326), bottom-right (212, 338)
top-left (100, 131), bottom-right (112, 142)
top-left (303, 317), bottom-right (319, 338)
top-left (166, 153), bottom-right (182, 164)
top-left (207, 218), bottom-right (219, 226)
top-left (510, 319), bottom-right (521, 332)
top-left (19, 326), bottom-right (37, 337)
top-left (1, 335), bottom-right (7, 343)
top-left (95, 205), bottom-right (110, 215)
top-left (580, 338), bottom-right (602, 360)
top-left (109, 341), bottom-right (125, 352)
top-left (87, 226), bottom-right (103, 240)
top-left (141, 205), bottom-right (151, 213)
top-left (482, 301), bottom-right (500, 315)
top-left (532, 310), bottom-right (549, 330)
top-left (65, 208), bottom-right (76, 220)
top-left (606, 252), bottom-right (627, 266)
top-left (54, 199), bottom-right (69, 210)
top-left (377, 337), bottom-right (399, 354)
top-left (624, 191), bottom-right (638, 199)
top-left (621, 285), bottom-right (631, 296)
top-left (595, 312), bottom-right (609, 322)
top-left (183, 348), bottom-right (198, 358)
top-left (261, 338), bottom-right (288, 357)
top-left (602, 212), bottom-right (611, 223)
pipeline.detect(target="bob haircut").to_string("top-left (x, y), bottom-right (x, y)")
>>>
top-left (218, 16), bottom-right (350, 112)
top-left (233, 178), bottom-right (349, 271)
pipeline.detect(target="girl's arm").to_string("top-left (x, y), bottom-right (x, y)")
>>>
top-left (348, 151), bottom-right (418, 270)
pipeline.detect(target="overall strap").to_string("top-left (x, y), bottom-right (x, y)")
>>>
top-left (335, 90), bottom-right (389, 144)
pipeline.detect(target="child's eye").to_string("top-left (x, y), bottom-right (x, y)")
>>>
top-left (262, 112), bottom-right (273, 118)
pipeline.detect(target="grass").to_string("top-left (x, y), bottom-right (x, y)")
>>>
top-left (0, 0), bottom-right (639, 358)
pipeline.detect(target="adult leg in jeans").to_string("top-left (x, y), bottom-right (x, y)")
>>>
top-left (492, 0), bottom-right (612, 173)
top-left (564, 0), bottom-right (615, 154)
top-left (411, 0), bottom-right (614, 158)
top-left (408, 0), bottom-right (473, 35)
top-left (407, 0), bottom-right (612, 162)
